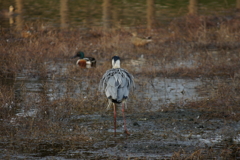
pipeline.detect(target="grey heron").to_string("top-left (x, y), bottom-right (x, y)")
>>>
top-left (99, 56), bottom-right (135, 135)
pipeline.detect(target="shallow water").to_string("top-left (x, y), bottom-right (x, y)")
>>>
top-left (0, 0), bottom-right (236, 29)
top-left (4, 61), bottom-right (211, 116)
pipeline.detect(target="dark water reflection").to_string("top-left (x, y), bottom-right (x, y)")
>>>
top-left (0, 0), bottom-right (237, 29)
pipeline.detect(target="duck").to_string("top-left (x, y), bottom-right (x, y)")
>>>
top-left (72, 51), bottom-right (96, 68)
top-left (131, 32), bottom-right (152, 47)
top-left (0, 5), bottom-right (15, 18)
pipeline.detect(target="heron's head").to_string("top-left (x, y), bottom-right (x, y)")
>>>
top-left (112, 56), bottom-right (120, 68)
top-left (72, 51), bottom-right (84, 59)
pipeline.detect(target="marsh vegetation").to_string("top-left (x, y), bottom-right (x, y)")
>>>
top-left (1, 0), bottom-right (240, 159)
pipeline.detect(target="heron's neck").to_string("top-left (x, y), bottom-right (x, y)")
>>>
top-left (113, 63), bottom-right (121, 68)
top-left (112, 60), bottom-right (120, 68)
top-left (112, 64), bottom-right (120, 68)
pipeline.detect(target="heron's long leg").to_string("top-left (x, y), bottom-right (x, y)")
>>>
top-left (113, 103), bottom-right (117, 136)
top-left (122, 102), bottom-right (130, 135)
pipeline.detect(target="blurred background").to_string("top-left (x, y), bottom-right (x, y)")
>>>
top-left (0, 0), bottom-right (238, 29)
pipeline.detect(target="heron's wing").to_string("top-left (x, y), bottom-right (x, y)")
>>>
top-left (117, 77), bottom-right (130, 102)
top-left (102, 72), bottom-right (127, 102)
top-left (123, 69), bottom-right (135, 89)
top-left (99, 70), bottom-right (111, 92)
top-left (105, 76), bottom-right (118, 100)
top-left (99, 68), bottom-right (135, 102)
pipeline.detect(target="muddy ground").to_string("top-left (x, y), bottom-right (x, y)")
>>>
top-left (1, 107), bottom-right (240, 159)
top-left (0, 73), bottom-right (240, 159)
top-left (1, 11), bottom-right (240, 159)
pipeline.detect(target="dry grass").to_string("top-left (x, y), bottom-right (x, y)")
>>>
top-left (1, 12), bottom-right (240, 159)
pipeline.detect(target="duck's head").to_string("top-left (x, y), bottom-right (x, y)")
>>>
top-left (112, 56), bottom-right (120, 68)
top-left (72, 51), bottom-right (84, 59)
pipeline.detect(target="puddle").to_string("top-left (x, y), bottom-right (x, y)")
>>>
top-left (135, 77), bottom-right (204, 111)
top-left (7, 61), bottom-right (211, 114)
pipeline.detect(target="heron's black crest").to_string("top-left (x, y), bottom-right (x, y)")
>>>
top-left (112, 56), bottom-right (120, 62)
